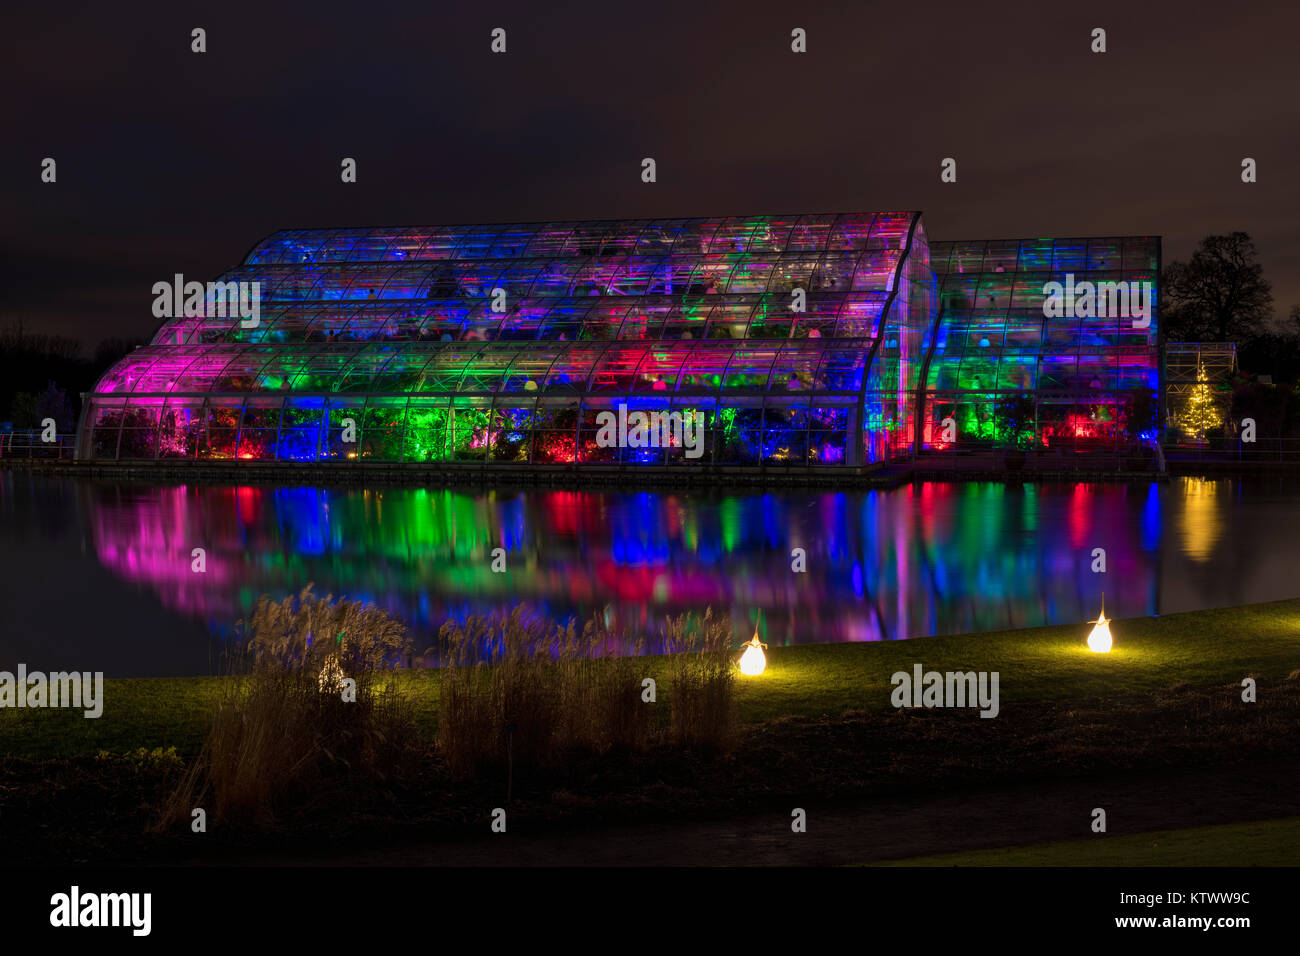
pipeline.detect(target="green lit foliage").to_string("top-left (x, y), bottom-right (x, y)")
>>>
top-left (450, 406), bottom-right (490, 460)
top-left (719, 406), bottom-right (738, 438)
top-left (717, 408), bottom-right (761, 463)
top-left (360, 405), bottom-right (404, 460)
top-left (403, 406), bottom-right (450, 461)
top-left (957, 402), bottom-right (992, 443)
top-left (994, 394), bottom-right (1036, 448)
top-left (294, 372), bottom-right (336, 392)
top-left (277, 406), bottom-right (323, 460)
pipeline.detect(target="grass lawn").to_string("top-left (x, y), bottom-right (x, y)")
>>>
top-left (735, 597), bottom-right (1300, 724)
top-left (870, 816), bottom-right (1300, 866)
top-left (4, 598), bottom-right (1299, 759)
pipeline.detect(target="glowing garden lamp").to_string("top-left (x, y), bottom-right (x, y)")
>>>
top-left (739, 628), bottom-right (768, 676)
top-left (1087, 594), bottom-right (1113, 654)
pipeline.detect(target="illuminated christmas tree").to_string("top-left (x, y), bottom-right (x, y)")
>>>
top-left (1179, 363), bottom-right (1222, 439)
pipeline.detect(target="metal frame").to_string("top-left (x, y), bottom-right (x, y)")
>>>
top-left (77, 214), bottom-right (1167, 466)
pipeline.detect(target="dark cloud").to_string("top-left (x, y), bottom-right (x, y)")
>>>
top-left (3, 0), bottom-right (1297, 345)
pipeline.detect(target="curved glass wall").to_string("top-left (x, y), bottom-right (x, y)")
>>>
top-left (80, 212), bottom-right (934, 465)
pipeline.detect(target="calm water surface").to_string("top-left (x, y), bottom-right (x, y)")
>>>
top-left (2, 474), bottom-right (1298, 676)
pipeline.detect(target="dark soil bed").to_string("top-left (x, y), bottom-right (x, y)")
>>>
top-left (5, 676), bottom-right (1299, 865)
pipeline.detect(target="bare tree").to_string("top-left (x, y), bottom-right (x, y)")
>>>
top-left (1161, 232), bottom-right (1273, 342)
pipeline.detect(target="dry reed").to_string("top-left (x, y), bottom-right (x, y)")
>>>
top-left (437, 605), bottom-right (735, 777)
top-left (157, 585), bottom-right (416, 828)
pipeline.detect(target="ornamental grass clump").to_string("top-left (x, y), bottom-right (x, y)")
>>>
top-left (437, 607), bottom-right (655, 777)
top-left (662, 608), bottom-right (737, 750)
top-left (158, 586), bottom-right (416, 828)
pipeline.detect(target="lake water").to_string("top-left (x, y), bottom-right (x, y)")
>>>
top-left (2, 473), bottom-right (1299, 677)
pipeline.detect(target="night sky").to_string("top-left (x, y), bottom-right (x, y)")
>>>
top-left (4, 0), bottom-right (1298, 348)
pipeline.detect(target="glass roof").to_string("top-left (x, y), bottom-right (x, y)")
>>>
top-left (150, 212), bottom-right (920, 349)
top-left (244, 213), bottom-right (918, 265)
top-left (96, 339), bottom-right (874, 398)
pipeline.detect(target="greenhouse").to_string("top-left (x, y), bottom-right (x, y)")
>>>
top-left (922, 236), bottom-right (1162, 451)
top-left (75, 212), bottom-right (1162, 466)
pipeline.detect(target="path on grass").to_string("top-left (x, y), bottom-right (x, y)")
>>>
top-left (202, 759), bottom-right (1300, 866)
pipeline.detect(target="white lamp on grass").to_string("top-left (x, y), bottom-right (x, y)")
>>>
top-left (739, 627), bottom-right (768, 676)
top-left (1087, 594), bottom-right (1113, 654)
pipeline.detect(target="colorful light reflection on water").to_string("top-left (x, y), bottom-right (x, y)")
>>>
top-left (5, 476), bottom-right (1300, 676)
